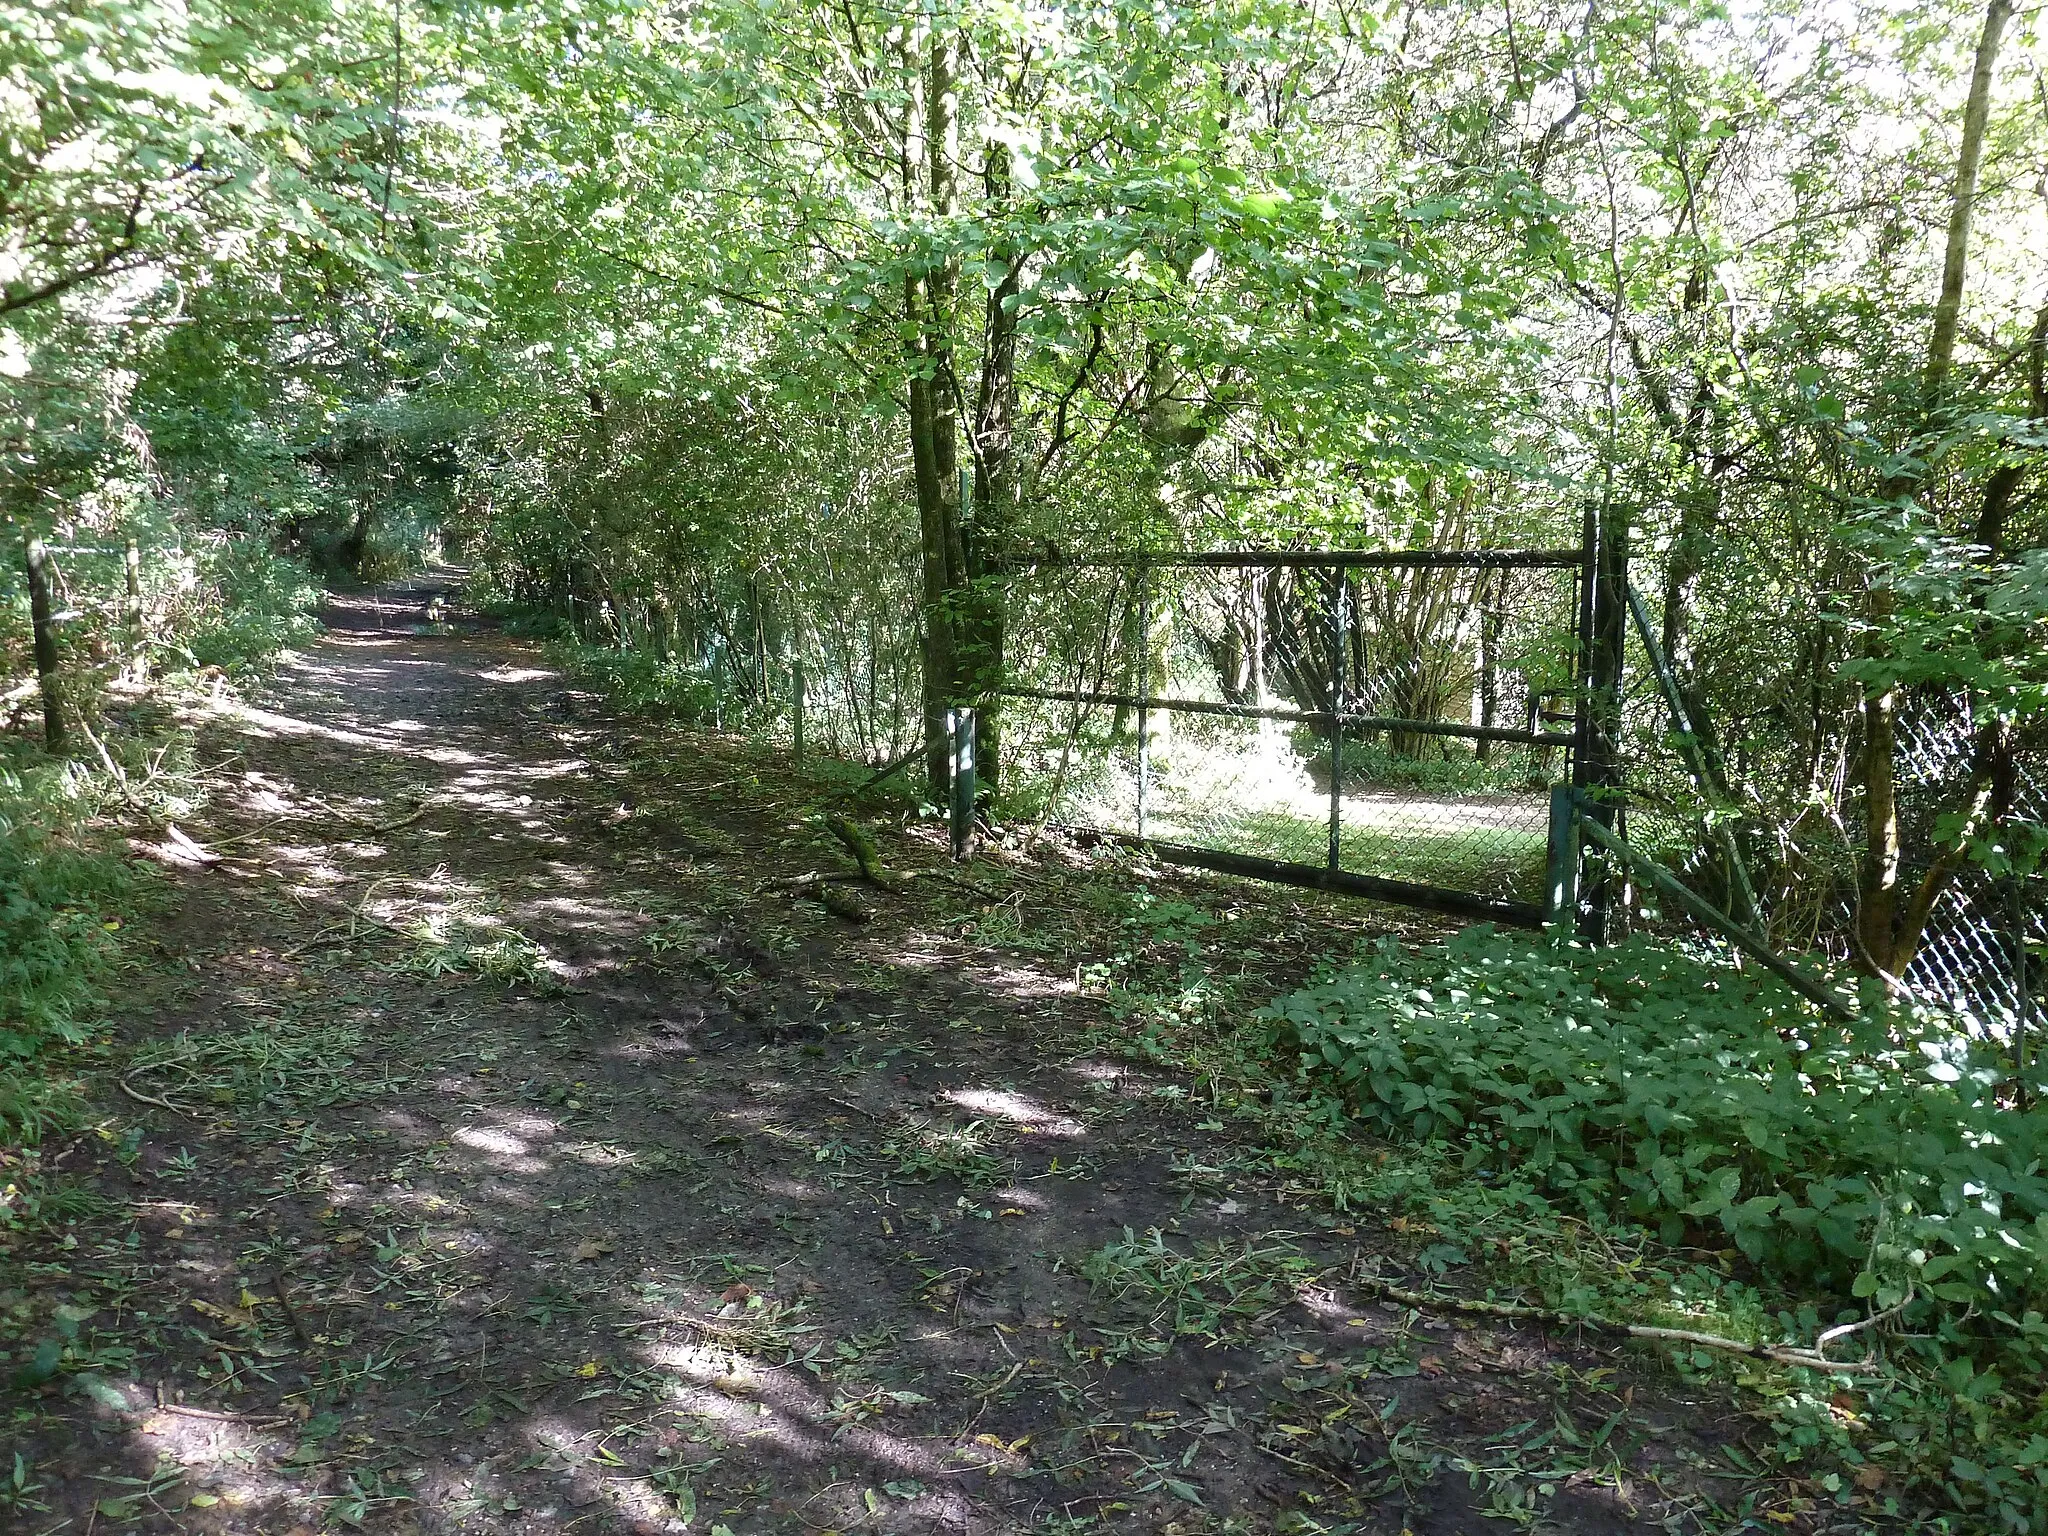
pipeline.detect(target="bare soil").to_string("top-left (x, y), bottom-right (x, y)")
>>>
top-left (5, 576), bottom-right (1786, 1535)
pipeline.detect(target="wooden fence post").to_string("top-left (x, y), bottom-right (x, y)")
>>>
top-left (124, 537), bottom-right (146, 681)
top-left (792, 649), bottom-right (806, 767)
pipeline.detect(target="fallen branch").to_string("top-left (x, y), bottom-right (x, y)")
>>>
top-left (779, 875), bottom-right (872, 923)
top-left (152, 1401), bottom-right (294, 1429)
top-left (813, 884), bottom-right (873, 923)
top-left (758, 869), bottom-right (865, 893)
top-left (207, 816), bottom-right (297, 850)
top-left (161, 822), bottom-right (220, 864)
top-left (825, 813), bottom-right (902, 889)
top-left (364, 800), bottom-right (431, 834)
top-left (836, 740), bottom-right (924, 799)
top-left (269, 1273), bottom-right (314, 1351)
top-left (1352, 1274), bottom-right (1898, 1375)
top-left (119, 1048), bottom-right (201, 1117)
top-left (911, 866), bottom-right (1003, 902)
top-left (118, 1076), bottom-right (192, 1116)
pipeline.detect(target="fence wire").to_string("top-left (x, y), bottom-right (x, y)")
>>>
top-left (1613, 652), bottom-right (2045, 1034)
top-left (1890, 699), bottom-right (2045, 1032)
top-left (1000, 552), bottom-right (1585, 916)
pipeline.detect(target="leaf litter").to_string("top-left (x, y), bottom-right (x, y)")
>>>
top-left (0, 582), bottom-right (1825, 1535)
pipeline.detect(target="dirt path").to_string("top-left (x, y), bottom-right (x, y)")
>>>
top-left (7, 578), bottom-right (1761, 1535)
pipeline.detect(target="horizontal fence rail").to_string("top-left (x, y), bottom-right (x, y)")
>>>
top-left (1015, 548), bottom-right (1587, 571)
top-left (1000, 685), bottom-right (1578, 746)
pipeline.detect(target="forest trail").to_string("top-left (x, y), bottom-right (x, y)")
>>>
top-left (15, 578), bottom-right (1758, 1536)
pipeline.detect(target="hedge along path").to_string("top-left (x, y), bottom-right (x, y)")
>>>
top-left (10, 574), bottom-right (1798, 1536)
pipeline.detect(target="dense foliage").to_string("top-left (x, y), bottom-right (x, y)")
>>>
top-left (1269, 929), bottom-right (2046, 1310)
top-left (0, 764), bottom-right (128, 1140)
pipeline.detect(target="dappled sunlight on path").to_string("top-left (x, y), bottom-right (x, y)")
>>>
top-left (11, 573), bottom-right (1745, 1536)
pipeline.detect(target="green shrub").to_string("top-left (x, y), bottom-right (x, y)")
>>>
top-left (186, 538), bottom-right (322, 673)
top-left (1261, 927), bottom-right (2047, 1311)
top-left (549, 641), bottom-right (746, 728)
top-left (0, 762), bottom-right (130, 1144)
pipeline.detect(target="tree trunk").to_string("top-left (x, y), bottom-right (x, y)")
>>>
top-left (1925, 0), bottom-right (2012, 403)
top-left (958, 139), bottom-right (1019, 802)
top-left (25, 533), bottom-right (64, 751)
top-left (1972, 303), bottom-right (2048, 550)
top-left (906, 27), bottom-right (967, 801)
top-left (1855, 0), bottom-right (2011, 974)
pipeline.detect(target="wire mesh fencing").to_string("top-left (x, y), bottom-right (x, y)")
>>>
top-left (1886, 699), bottom-right (2045, 1035)
top-left (998, 549), bottom-right (1588, 922)
top-left (1609, 634), bottom-right (2045, 1039)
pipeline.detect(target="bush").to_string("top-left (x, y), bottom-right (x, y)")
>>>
top-left (550, 640), bottom-right (749, 728)
top-left (0, 762), bottom-right (131, 1144)
top-left (1262, 927), bottom-right (2048, 1311)
top-left (186, 538), bottom-right (322, 673)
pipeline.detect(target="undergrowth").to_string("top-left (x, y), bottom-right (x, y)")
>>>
top-left (2, 621), bottom-right (296, 1224)
top-left (181, 539), bottom-right (323, 675)
top-left (0, 758), bottom-right (133, 1151)
top-left (1080, 889), bottom-right (2048, 1533)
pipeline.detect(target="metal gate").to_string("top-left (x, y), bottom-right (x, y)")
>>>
top-left (997, 515), bottom-right (1611, 926)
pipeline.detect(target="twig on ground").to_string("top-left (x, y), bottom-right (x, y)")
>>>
top-left (834, 740), bottom-right (924, 800)
top-left (153, 1402), bottom-right (294, 1428)
top-left (758, 869), bottom-right (864, 892)
top-left (269, 1273), bottom-right (314, 1351)
top-left (118, 1076), bottom-right (191, 1116)
top-left (906, 865), bottom-right (1003, 901)
top-left (365, 801), bottom-right (431, 834)
top-left (1352, 1274), bottom-right (1896, 1375)
top-left (120, 1048), bottom-right (201, 1116)
top-left (207, 817), bottom-right (297, 850)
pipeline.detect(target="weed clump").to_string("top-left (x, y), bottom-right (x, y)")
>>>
top-left (0, 762), bottom-right (131, 1147)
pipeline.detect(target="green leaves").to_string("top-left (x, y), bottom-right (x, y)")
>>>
top-left (1263, 927), bottom-right (2048, 1313)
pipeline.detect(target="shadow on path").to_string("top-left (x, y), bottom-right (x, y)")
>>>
top-left (10, 574), bottom-right (1753, 1536)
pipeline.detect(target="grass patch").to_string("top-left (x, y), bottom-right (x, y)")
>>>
top-left (124, 1013), bottom-right (371, 1116)
top-left (1075, 1228), bottom-right (1322, 1361)
top-left (399, 910), bottom-right (555, 988)
top-left (0, 758), bottom-right (135, 1150)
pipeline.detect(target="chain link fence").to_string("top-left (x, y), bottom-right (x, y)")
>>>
top-left (999, 549), bottom-right (1588, 922)
top-left (1613, 635), bottom-right (2045, 1038)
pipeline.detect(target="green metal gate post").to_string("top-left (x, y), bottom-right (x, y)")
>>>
top-left (1545, 785), bottom-right (1580, 932)
top-left (1134, 563), bottom-right (1149, 842)
top-left (1328, 568), bottom-right (1345, 871)
top-left (1577, 501), bottom-right (1628, 944)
